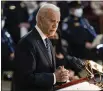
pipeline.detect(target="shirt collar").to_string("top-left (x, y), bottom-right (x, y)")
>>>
top-left (35, 25), bottom-right (47, 40)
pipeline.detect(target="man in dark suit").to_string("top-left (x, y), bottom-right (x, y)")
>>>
top-left (12, 3), bottom-right (70, 91)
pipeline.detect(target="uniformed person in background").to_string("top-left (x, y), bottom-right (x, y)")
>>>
top-left (62, 1), bottom-right (97, 59)
top-left (3, 1), bottom-right (30, 44)
top-left (1, 17), bottom-right (15, 80)
top-left (24, 1), bottom-right (39, 31)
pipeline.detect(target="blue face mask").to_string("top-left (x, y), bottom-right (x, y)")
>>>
top-left (74, 8), bottom-right (83, 17)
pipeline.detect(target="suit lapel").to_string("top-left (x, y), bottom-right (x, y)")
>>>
top-left (51, 46), bottom-right (56, 71)
top-left (31, 28), bottom-right (56, 69)
top-left (49, 40), bottom-right (56, 71)
top-left (37, 40), bottom-right (53, 68)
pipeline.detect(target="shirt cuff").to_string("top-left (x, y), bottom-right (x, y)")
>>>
top-left (53, 73), bottom-right (56, 84)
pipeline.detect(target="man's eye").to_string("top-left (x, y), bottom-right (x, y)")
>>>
top-left (51, 20), bottom-right (55, 22)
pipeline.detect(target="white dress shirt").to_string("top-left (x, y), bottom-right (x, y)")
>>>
top-left (35, 25), bottom-right (56, 84)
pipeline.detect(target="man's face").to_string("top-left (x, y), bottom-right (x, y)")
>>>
top-left (40, 9), bottom-right (60, 37)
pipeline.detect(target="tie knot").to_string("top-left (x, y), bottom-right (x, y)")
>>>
top-left (45, 38), bottom-right (48, 43)
top-left (45, 38), bottom-right (50, 49)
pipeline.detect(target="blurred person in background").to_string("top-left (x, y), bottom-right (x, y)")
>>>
top-left (91, 1), bottom-right (103, 16)
top-left (62, 1), bottom-right (97, 60)
top-left (57, 1), bottom-right (69, 32)
top-left (1, 15), bottom-right (15, 80)
top-left (83, 1), bottom-right (103, 34)
top-left (91, 1), bottom-right (103, 34)
top-left (23, 1), bottom-right (39, 30)
top-left (3, 1), bottom-right (30, 44)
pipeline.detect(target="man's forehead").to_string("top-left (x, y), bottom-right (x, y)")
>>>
top-left (46, 9), bottom-right (60, 16)
top-left (46, 8), bottom-right (56, 14)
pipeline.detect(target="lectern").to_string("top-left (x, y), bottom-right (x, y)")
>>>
top-left (56, 60), bottom-right (103, 90)
top-left (55, 77), bottom-right (102, 90)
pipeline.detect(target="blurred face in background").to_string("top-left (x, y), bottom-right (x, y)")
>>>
top-left (70, 8), bottom-right (83, 17)
top-left (39, 9), bottom-right (60, 37)
top-left (23, 1), bottom-right (38, 14)
top-left (24, 1), bottom-right (38, 9)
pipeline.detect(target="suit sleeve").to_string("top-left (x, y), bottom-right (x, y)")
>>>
top-left (65, 55), bottom-right (85, 72)
top-left (15, 40), bottom-right (54, 88)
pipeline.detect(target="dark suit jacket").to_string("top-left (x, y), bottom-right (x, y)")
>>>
top-left (12, 27), bottom-right (56, 91)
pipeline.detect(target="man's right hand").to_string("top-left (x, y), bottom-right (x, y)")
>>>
top-left (54, 66), bottom-right (70, 82)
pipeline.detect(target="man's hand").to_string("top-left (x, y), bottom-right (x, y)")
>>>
top-left (56, 53), bottom-right (64, 59)
top-left (68, 69), bottom-right (79, 81)
top-left (9, 53), bottom-right (15, 60)
top-left (54, 66), bottom-right (70, 82)
top-left (85, 42), bottom-right (93, 49)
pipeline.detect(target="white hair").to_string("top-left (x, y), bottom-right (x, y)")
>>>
top-left (36, 3), bottom-right (60, 22)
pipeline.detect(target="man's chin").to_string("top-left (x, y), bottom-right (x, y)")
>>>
top-left (48, 33), bottom-right (55, 37)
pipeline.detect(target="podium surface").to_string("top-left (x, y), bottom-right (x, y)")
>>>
top-left (56, 81), bottom-right (101, 90)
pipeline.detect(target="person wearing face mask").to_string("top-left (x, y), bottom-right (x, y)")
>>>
top-left (62, 1), bottom-right (97, 60)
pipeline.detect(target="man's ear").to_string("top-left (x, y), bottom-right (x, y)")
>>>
top-left (38, 16), bottom-right (42, 25)
top-left (38, 15), bottom-right (41, 22)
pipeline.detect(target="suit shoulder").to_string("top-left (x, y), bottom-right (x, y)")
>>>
top-left (18, 31), bottom-right (35, 48)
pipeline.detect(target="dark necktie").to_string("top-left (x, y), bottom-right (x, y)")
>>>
top-left (45, 38), bottom-right (52, 64)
